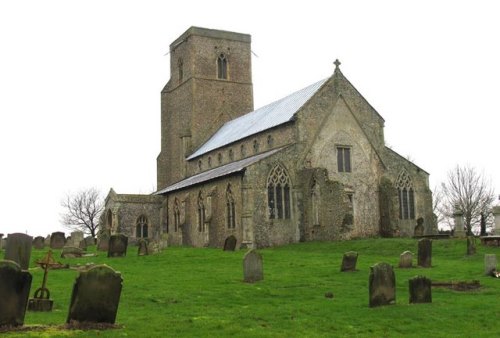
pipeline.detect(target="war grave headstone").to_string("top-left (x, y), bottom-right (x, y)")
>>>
top-left (484, 254), bottom-right (497, 276)
top-left (0, 260), bottom-right (32, 327)
top-left (137, 239), bottom-right (149, 256)
top-left (341, 251), bottom-right (358, 272)
top-left (28, 251), bottom-right (57, 312)
top-left (108, 234), bottom-right (128, 257)
top-left (369, 262), bottom-right (395, 307)
top-left (243, 249), bottom-right (263, 283)
top-left (466, 236), bottom-right (476, 255)
top-left (33, 236), bottom-right (45, 249)
top-left (4, 233), bottom-right (33, 270)
top-left (409, 275), bottom-right (432, 304)
top-left (50, 232), bottom-right (66, 249)
top-left (67, 265), bottom-right (123, 324)
top-left (399, 251), bottom-right (413, 268)
top-left (417, 238), bottom-right (432, 268)
top-left (223, 235), bottom-right (237, 251)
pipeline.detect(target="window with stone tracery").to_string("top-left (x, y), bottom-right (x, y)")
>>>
top-left (396, 170), bottom-right (415, 220)
top-left (226, 184), bottom-right (236, 229)
top-left (136, 215), bottom-right (149, 238)
top-left (217, 53), bottom-right (227, 79)
top-left (197, 192), bottom-right (206, 232)
top-left (267, 164), bottom-right (291, 219)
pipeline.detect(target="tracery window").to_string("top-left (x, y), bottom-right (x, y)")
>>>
top-left (173, 198), bottom-right (180, 232)
top-left (226, 184), bottom-right (236, 229)
top-left (136, 215), bottom-right (149, 238)
top-left (217, 53), bottom-right (227, 79)
top-left (267, 164), bottom-right (292, 219)
top-left (396, 170), bottom-right (415, 220)
top-left (198, 191), bottom-right (206, 232)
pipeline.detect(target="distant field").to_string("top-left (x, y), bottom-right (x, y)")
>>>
top-left (2, 238), bottom-right (499, 337)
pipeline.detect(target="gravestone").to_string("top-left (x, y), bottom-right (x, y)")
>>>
top-left (466, 236), bottom-right (476, 255)
top-left (50, 232), bottom-right (66, 249)
top-left (28, 251), bottom-right (57, 312)
top-left (108, 234), bottom-right (128, 257)
top-left (409, 275), bottom-right (432, 304)
top-left (4, 233), bottom-right (33, 270)
top-left (243, 249), bottom-right (263, 283)
top-left (33, 236), bottom-right (45, 249)
top-left (71, 231), bottom-right (84, 246)
top-left (417, 238), bottom-right (432, 268)
top-left (137, 239), bottom-right (149, 256)
top-left (399, 251), bottom-right (413, 268)
top-left (341, 251), bottom-right (358, 272)
top-left (484, 254), bottom-right (497, 276)
top-left (369, 262), bottom-right (395, 307)
top-left (84, 236), bottom-right (95, 247)
top-left (61, 246), bottom-right (84, 258)
top-left (0, 260), bottom-right (33, 327)
top-left (97, 231), bottom-right (110, 252)
top-left (66, 265), bottom-right (123, 324)
top-left (223, 235), bottom-right (237, 251)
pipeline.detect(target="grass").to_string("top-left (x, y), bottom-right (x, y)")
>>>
top-left (2, 238), bottom-right (499, 337)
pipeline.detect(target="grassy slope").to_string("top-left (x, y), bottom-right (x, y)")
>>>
top-left (3, 238), bottom-right (500, 337)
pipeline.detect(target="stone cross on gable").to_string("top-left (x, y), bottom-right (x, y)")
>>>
top-left (334, 59), bottom-right (341, 69)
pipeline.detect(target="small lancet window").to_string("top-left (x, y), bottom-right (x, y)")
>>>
top-left (173, 198), bottom-right (180, 232)
top-left (217, 53), bottom-right (228, 79)
top-left (226, 184), bottom-right (236, 229)
top-left (198, 192), bottom-right (206, 232)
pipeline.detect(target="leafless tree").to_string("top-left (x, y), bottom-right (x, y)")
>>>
top-left (440, 165), bottom-right (495, 235)
top-left (61, 188), bottom-right (104, 238)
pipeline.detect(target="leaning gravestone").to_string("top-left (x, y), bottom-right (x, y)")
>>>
top-left (369, 262), bottom-right (395, 307)
top-left (50, 232), bottom-right (66, 249)
top-left (399, 251), bottom-right (413, 268)
top-left (341, 251), bottom-right (358, 272)
top-left (66, 265), bottom-right (123, 324)
top-left (484, 254), bottom-right (497, 276)
top-left (137, 239), bottom-right (149, 256)
top-left (417, 238), bottom-right (432, 268)
top-left (243, 249), bottom-right (263, 283)
top-left (223, 235), bottom-right (237, 251)
top-left (4, 233), bottom-right (33, 270)
top-left (32, 236), bottom-right (45, 249)
top-left (0, 260), bottom-right (33, 327)
top-left (108, 234), bottom-right (128, 257)
top-left (409, 275), bottom-right (432, 304)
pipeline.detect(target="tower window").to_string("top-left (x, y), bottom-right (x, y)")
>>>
top-left (217, 53), bottom-right (228, 79)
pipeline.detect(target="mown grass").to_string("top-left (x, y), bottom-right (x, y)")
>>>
top-left (2, 238), bottom-right (499, 337)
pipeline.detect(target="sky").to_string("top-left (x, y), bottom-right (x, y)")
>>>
top-left (1, 0), bottom-right (499, 237)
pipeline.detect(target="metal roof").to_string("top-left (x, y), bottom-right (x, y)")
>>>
top-left (155, 147), bottom-right (285, 194)
top-left (187, 78), bottom-right (328, 160)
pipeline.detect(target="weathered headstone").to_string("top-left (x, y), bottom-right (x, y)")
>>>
top-left (33, 236), bottom-right (45, 249)
top-left (414, 218), bottom-right (424, 237)
top-left (484, 254), bottom-right (497, 276)
top-left (4, 233), bottom-right (33, 270)
top-left (66, 265), bottom-right (123, 324)
top-left (341, 251), bottom-right (358, 272)
top-left (466, 236), bottom-right (476, 255)
top-left (223, 235), bottom-right (237, 251)
top-left (108, 234), bottom-right (128, 257)
top-left (409, 275), bottom-right (432, 304)
top-left (0, 260), bottom-right (33, 327)
top-left (369, 262), bottom-right (395, 307)
top-left (137, 239), bottom-right (149, 256)
top-left (84, 236), bottom-right (95, 247)
top-left (417, 238), bottom-right (432, 268)
top-left (97, 230), bottom-right (110, 252)
top-left (71, 231), bottom-right (84, 246)
top-left (50, 232), bottom-right (66, 249)
top-left (61, 246), bottom-right (84, 258)
top-left (399, 251), bottom-right (413, 268)
top-left (243, 249), bottom-right (263, 283)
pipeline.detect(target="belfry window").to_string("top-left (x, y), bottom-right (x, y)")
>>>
top-left (267, 164), bottom-right (292, 219)
top-left (226, 184), bottom-right (236, 229)
top-left (217, 53), bottom-right (227, 79)
top-left (136, 215), bottom-right (149, 238)
top-left (396, 170), bottom-right (416, 220)
top-left (337, 146), bottom-right (351, 172)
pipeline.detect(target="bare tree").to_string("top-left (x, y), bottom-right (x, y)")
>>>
top-left (61, 188), bottom-right (104, 238)
top-left (440, 165), bottom-right (495, 235)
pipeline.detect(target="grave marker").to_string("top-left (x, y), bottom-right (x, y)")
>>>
top-left (108, 234), bottom-right (128, 257)
top-left (243, 249), bottom-right (263, 283)
top-left (223, 235), bottom-right (237, 251)
top-left (4, 233), bottom-right (33, 270)
top-left (137, 239), bottom-right (149, 256)
top-left (417, 238), bottom-right (432, 268)
top-left (399, 251), bottom-right (413, 268)
top-left (369, 262), bottom-right (395, 307)
top-left (0, 260), bottom-right (32, 327)
top-left (33, 236), bottom-right (45, 249)
top-left (341, 251), bottom-right (358, 272)
top-left (50, 232), bottom-right (66, 249)
top-left (409, 275), bottom-right (432, 304)
top-left (484, 254), bottom-right (497, 276)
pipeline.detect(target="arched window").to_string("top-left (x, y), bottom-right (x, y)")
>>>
top-left (178, 58), bottom-right (183, 83)
top-left (217, 53), bottom-right (227, 79)
top-left (396, 170), bottom-right (415, 220)
top-left (173, 198), bottom-right (180, 232)
top-left (136, 215), bottom-right (149, 238)
top-left (267, 164), bottom-right (292, 219)
top-left (226, 184), bottom-right (236, 229)
top-left (106, 209), bottom-right (113, 230)
top-left (198, 191), bottom-right (206, 232)
top-left (311, 180), bottom-right (320, 225)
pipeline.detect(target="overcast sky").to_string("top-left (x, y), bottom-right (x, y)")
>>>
top-left (1, 0), bottom-right (499, 236)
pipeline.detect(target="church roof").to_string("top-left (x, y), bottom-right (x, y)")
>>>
top-left (187, 78), bottom-right (328, 160)
top-left (156, 147), bottom-right (285, 194)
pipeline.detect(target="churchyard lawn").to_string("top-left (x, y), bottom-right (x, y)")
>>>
top-left (2, 238), bottom-right (499, 337)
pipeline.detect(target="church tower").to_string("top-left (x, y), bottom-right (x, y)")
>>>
top-left (157, 27), bottom-right (254, 190)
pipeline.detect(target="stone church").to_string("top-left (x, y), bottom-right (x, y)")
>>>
top-left (101, 26), bottom-right (435, 249)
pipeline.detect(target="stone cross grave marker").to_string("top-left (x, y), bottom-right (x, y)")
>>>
top-left (137, 239), bottom-right (149, 256)
top-left (108, 234), bottom-right (128, 257)
top-left (223, 235), bottom-right (237, 251)
top-left (369, 262), bottom-right (395, 307)
top-left (484, 254), bottom-right (497, 276)
top-left (32, 236), bottom-right (45, 249)
top-left (409, 275), bottom-right (432, 304)
top-left (0, 260), bottom-right (32, 327)
top-left (399, 251), bottom-right (413, 268)
top-left (66, 265), bottom-right (123, 324)
top-left (243, 249), bottom-right (263, 283)
top-left (50, 232), bottom-right (66, 249)
top-left (4, 233), bottom-right (33, 270)
top-left (341, 251), bottom-right (358, 272)
top-left (28, 250), bottom-right (58, 312)
top-left (417, 238), bottom-right (432, 268)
